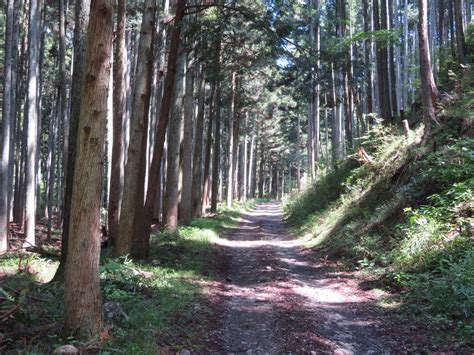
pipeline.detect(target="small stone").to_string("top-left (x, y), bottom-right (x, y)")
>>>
top-left (179, 349), bottom-right (191, 355)
top-left (53, 345), bottom-right (79, 354)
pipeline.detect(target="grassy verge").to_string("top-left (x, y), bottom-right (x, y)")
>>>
top-left (0, 200), bottom-right (256, 353)
top-left (284, 73), bottom-right (474, 349)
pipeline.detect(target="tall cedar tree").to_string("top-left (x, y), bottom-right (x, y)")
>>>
top-left (418, 0), bottom-right (439, 127)
top-left (64, 0), bottom-right (113, 339)
top-left (138, 0), bottom-right (186, 258)
top-left (53, 0), bottom-right (91, 282)
top-left (0, 0), bottom-right (15, 252)
top-left (108, 0), bottom-right (127, 245)
top-left (116, 0), bottom-right (156, 257)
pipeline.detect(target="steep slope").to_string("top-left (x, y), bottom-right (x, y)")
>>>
top-left (285, 69), bottom-right (474, 350)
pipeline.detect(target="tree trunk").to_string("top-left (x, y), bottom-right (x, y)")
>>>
top-left (418, 0), bottom-right (439, 127)
top-left (0, 0), bottom-right (15, 251)
top-left (374, 0), bottom-right (392, 122)
top-left (24, 0), bottom-right (43, 247)
top-left (191, 72), bottom-right (205, 218)
top-left (138, 0), bottom-right (186, 256)
top-left (388, 0), bottom-right (398, 116)
top-left (247, 120), bottom-right (256, 196)
top-left (363, 0), bottom-right (374, 114)
top-left (179, 55), bottom-right (194, 225)
top-left (226, 72), bottom-right (237, 208)
top-left (449, 0), bottom-right (456, 58)
top-left (116, 0), bottom-right (156, 257)
top-left (201, 83), bottom-right (215, 215)
top-left (53, 0), bottom-right (91, 282)
top-left (164, 45), bottom-right (185, 231)
top-left (210, 80), bottom-right (221, 213)
top-left (63, 0), bottom-right (113, 339)
top-left (59, 0), bottom-right (68, 208)
top-left (108, 0), bottom-right (126, 246)
top-left (296, 114), bottom-right (301, 189)
top-left (402, 0), bottom-right (409, 111)
top-left (454, 0), bottom-right (467, 63)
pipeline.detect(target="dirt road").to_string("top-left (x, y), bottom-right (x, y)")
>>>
top-left (207, 202), bottom-right (393, 354)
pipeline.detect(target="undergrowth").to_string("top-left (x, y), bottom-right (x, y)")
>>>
top-left (284, 73), bottom-right (474, 349)
top-left (0, 201), bottom-right (255, 353)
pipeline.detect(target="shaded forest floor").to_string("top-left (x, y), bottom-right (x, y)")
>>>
top-left (0, 197), bottom-right (471, 353)
top-left (0, 203), bottom-right (257, 353)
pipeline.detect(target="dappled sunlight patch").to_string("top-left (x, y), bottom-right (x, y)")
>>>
top-left (0, 253), bottom-right (59, 283)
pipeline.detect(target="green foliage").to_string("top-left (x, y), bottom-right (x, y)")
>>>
top-left (284, 158), bottom-right (360, 225)
top-left (466, 23), bottom-right (474, 63)
top-left (98, 205), bottom-right (247, 353)
top-left (0, 203), bottom-right (250, 352)
top-left (285, 87), bottom-right (474, 343)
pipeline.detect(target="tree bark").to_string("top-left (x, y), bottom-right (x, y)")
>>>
top-left (363, 0), bottom-right (374, 114)
top-left (63, 0), bottom-right (113, 339)
top-left (179, 55), bottom-right (194, 225)
top-left (164, 45), bottom-right (185, 231)
top-left (0, 0), bottom-right (15, 252)
top-left (454, 0), bottom-right (467, 63)
top-left (108, 0), bottom-right (126, 246)
top-left (418, 0), bottom-right (440, 127)
top-left (201, 83), bottom-right (215, 215)
top-left (210, 80), bottom-right (221, 213)
top-left (226, 72), bottom-right (237, 208)
top-left (191, 72), bottom-right (205, 218)
top-left (59, 0), bottom-right (68, 209)
top-left (116, 0), bottom-right (156, 257)
top-left (388, 0), bottom-right (398, 116)
top-left (137, 0), bottom-right (186, 257)
top-left (24, 0), bottom-right (43, 247)
top-left (53, 0), bottom-right (91, 282)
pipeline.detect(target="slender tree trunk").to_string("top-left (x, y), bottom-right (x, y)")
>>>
top-left (63, 0), bottom-right (113, 339)
top-left (138, 0), bottom-right (186, 255)
top-left (402, 0), bottom-right (409, 112)
top-left (258, 137), bottom-right (265, 198)
top-left (191, 72), bottom-right (205, 217)
top-left (8, 0), bottom-right (20, 224)
top-left (0, 0), bottom-right (15, 251)
top-left (164, 45), bottom-right (185, 231)
top-left (439, 0), bottom-right (445, 48)
top-left (226, 72), bottom-right (237, 208)
top-left (201, 83), bottom-right (215, 215)
top-left (210, 81), bottom-right (221, 213)
top-left (419, 0), bottom-right (440, 127)
top-left (241, 113), bottom-right (248, 202)
top-left (46, 93), bottom-right (59, 240)
top-left (24, 0), bottom-right (43, 247)
top-left (108, 0), bottom-right (126, 246)
top-left (454, 0), bottom-right (467, 63)
top-left (116, 0), bottom-right (156, 257)
top-left (53, 0), bottom-right (91, 282)
top-left (374, 0), bottom-right (392, 122)
top-left (449, 0), bottom-right (456, 57)
top-left (59, 0), bottom-right (68, 204)
top-left (296, 114), bottom-right (301, 189)
top-left (388, 0), bottom-right (398, 116)
top-left (363, 0), bottom-right (374, 114)
top-left (247, 120), bottom-right (255, 196)
top-left (179, 55), bottom-right (194, 225)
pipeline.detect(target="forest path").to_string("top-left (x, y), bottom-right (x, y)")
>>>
top-left (206, 201), bottom-right (392, 354)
